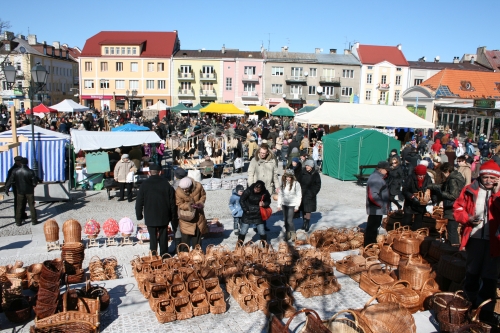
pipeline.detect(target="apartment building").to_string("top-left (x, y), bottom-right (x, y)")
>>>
top-left (263, 47), bottom-right (361, 110)
top-left (79, 31), bottom-right (179, 110)
top-left (0, 31), bottom-right (80, 110)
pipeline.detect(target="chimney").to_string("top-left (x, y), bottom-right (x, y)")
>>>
top-left (3, 31), bottom-right (14, 41)
top-left (397, 44), bottom-right (402, 50)
top-left (52, 41), bottom-right (60, 49)
top-left (453, 56), bottom-right (459, 64)
top-left (43, 41), bottom-right (47, 45)
top-left (344, 49), bottom-right (351, 55)
top-left (434, 56), bottom-right (440, 63)
top-left (281, 46), bottom-right (289, 52)
top-left (330, 49), bottom-right (337, 54)
top-left (470, 56), bottom-right (475, 64)
top-left (315, 48), bottom-right (321, 54)
top-left (354, 42), bottom-right (359, 50)
top-left (28, 34), bottom-right (37, 45)
top-left (222, 44), bottom-right (225, 54)
top-left (17, 34), bottom-right (26, 40)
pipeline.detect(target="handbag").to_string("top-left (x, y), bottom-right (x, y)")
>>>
top-left (178, 202), bottom-right (196, 222)
top-left (260, 195), bottom-right (272, 221)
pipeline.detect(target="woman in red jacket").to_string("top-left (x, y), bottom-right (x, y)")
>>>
top-left (453, 160), bottom-right (500, 325)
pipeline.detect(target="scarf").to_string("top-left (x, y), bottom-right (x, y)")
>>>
top-left (417, 176), bottom-right (425, 189)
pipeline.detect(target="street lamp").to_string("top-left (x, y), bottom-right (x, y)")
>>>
top-left (125, 89), bottom-right (137, 111)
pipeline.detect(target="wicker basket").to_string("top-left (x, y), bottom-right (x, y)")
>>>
top-left (322, 309), bottom-right (366, 333)
top-left (379, 242), bottom-right (401, 267)
top-left (393, 232), bottom-right (420, 255)
top-left (5, 297), bottom-right (31, 323)
top-left (359, 264), bottom-right (396, 296)
top-left (155, 299), bottom-right (176, 323)
top-left (376, 280), bottom-right (421, 314)
top-left (43, 219), bottom-right (60, 243)
top-left (433, 290), bottom-right (471, 324)
top-left (6, 267), bottom-right (27, 280)
top-left (437, 252), bottom-right (467, 283)
top-left (62, 219), bottom-right (82, 243)
top-left (398, 255), bottom-right (432, 290)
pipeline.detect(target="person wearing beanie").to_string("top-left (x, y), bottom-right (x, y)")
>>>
top-left (175, 176), bottom-right (207, 251)
top-left (298, 156), bottom-right (322, 231)
top-left (135, 163), bottom-right (176, 256)
top-left (281, 138), bottom-right (289, 170)
top-left (401, 163), bottom-right (434, 230)
top-left (287, 147), bottom-right (301, 168)
top-left (364, 161), bottom-right (391, 246)
top-left (453, 159), bottom-right (500, 325)
top-left (229, 185), bottom-right (245, 235)
top-left (387, 148), bottom-right (401, 163)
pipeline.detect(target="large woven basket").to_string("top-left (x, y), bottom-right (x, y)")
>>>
top-left (62, 219), bottom-right (82, 243)
top-left (43, 219), bottom-right (59, 243)
top-left (322, 310), bottom-right (366, 333)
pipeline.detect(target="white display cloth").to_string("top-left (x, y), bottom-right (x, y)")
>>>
top-left (71, 129), bottom-right (161, 152)
top-left (295, 103), bottom-right (435, 128)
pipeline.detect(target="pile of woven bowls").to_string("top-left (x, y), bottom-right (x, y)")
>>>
top-left (61, 242), bottom-right (85, 283)
top-left (34, 258), bottom-right (63, 319)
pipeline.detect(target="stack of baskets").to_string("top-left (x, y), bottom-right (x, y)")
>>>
top-left (302, 227), bottom-right (364, 252)
top-left (89, 256), bottom-right (118, 281)
top-left (27, 263), bottom-right (43, 291)
top-left (34, 258), bottom-right (63, 319)
top-left (61, 242), bottom-right (85, 283)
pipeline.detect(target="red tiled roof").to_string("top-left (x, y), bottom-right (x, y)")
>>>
top-left (81, 31), bottom-right (178, 58)
top-left (485, 50), bottom-right (500, 71)
top-left (420, 69), bottom-right (500, 99)
top-left (357, 44), bottom-right (409, 66)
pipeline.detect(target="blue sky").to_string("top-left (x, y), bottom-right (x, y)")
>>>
top-left (3, 0), bottom-right (498, 62)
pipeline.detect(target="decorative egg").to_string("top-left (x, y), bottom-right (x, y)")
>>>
top-left (84, 219), bottom-right (100, 237)
top-left (119, 217), bottom-right (134, 235)
top-left (102, 218), bottom-right (119, 237)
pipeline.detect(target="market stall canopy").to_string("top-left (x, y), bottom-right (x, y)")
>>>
top-left (191, 103), bottom-right (203, 111)
top-left (145, 100), bottom-right (170, 110)
top-left (200, 103), bottom-right (245, 114)
top-left (170, 103), bottom-right (190, 112)
top-left (248, 106), bottom-right (272, 113)
top-left (296, 105), bottom-right (317, 114)
top-left (111, 123), bottom-right (150, 132)
top-left (270, 102), bottom-right (293, 112)
top-left (272, 107), bottom-right (295, 117)
top-left (50, 99), bottom-right (89, 113)
top-left (71, 129), bottom-right (161, 152)
top-left (295, 103), bottom-right (435, 129)
top-left (25, 104), bottom-right (57, 115)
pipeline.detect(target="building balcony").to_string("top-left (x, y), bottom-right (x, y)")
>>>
top-left (285, 75), bottom-right (307, 84)
top-left (199, 89), bottom-right (217, 100)
top-left (199, 71), bottom-right (217, 81)
top-left (284, 93), bottom-right (305, 101)
top-left (319, 76), bottom-right (341, 86)
top-left (242, 74), bottom-right (259, 82)
top-left (319, 95), bottom-right (340, 102)
top-left (178, 88), bottom-right (195, 97)
top-left (178, 71), bottom-right (195, 81)
top-left (241, 91), bottom-right (259, 100)
top-left (376, 83), bottom-right (390, 90)
top-left (16, 70), bottom-right (24, 78)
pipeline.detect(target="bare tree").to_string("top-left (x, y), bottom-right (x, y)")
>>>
top-left (0, 18), bottom-right (11, 36)
top-left (0, 18), bottom-right (14, 84)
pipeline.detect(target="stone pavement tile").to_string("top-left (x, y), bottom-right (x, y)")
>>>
top-left (414, 311), bottom-right (440, 333)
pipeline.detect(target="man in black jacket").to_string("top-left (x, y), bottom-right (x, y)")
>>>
top-left (6, 156), bottom-right (26, 220)
top-left (402, 164), bottom-right (433, 230)
top-left (5, 158), bottom-right (38, 226)
top-left (135, 163), bottom-right (177, 256)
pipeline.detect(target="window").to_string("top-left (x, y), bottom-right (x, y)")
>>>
top-left (116, 47), bottom-right (120, 55)
top-left (414, 79), bottom-right (423, 85)
top-left (130, 62), bottom-right (138, 72)
top-left (395, 90), bottom-right (401, 102)
top-left (396, 67), bottom-right (402, 71)
top-left (127, 47), bottom-right (131, 55)
top-left (310, 68), bottom-right (317, 77)
top-left (341, 87), bottom-right (353, 96)
top-left (132, 48), bottom-right (137, 55)
top-left (244, 66), bottom-right (256, 75)
top-left (342, 69), bottom-right (354, 78)
top-left (365, 90), bottom-right (371, 100)
top-left (147, 62), bottom-right (154, 72)
top-left (180, 82), bottom-right (191, 90)
top-left (84, 62), bottom-right (92, 71)
top-left (226, 77), bottom-right (232, 91)
top-left (381, 75), bottom-right (387, 84)
top-left (379, 91), bottom-right (386, 101)
top-left (157, 63), bottom-right (164, 72)
top-left (324, 86), bottom-right (335, 95)
top-left (308, 86), bottom-right (316, 95)
top-left (121, 47), bottom-right (125, 55)
top-left (244, 83), bottom-right (255, 91)
top-left (110, 47), bottom-right (114, 55)
top-left (146, 80), bottom-right (154, 89)
top-left (202, 66), bottom-right (214, 74)
top-left (100, 80), bottom-right (109, 89)
top-left (100, 62), bottom-right (108, 72)
top-left (129, 80), bottom-right (139, 89)
top-left (116, 62), bottom-right (123, 71)
top-left (115, 80), bottom-right (125, 89)
top-left (367, 74), bottom-right (372, 84)
top-left (146, 99), bottom-right (153, 107)
top-left (104, 47), bottom-right (109, 55)
top-left (158, 80), bottom-right (166, 89)
top-left (290, 85), bottom-right (302, 94)
top-left (5, 44), bottom-right (10, 51)
top-left (367, 66), bottom-right (373, 70)
top-left (291, 67), bottom-right (303, 77)
top-left (180, 65), bottom-right (191, 74)
top-left (84, 80), bottom-right (94, 89)
top-left (271, 84), bottom-right (283, 94)
top-left (322, 68), bottom-right (335, 78)
top-left (395, 76), bottom-right (401, 85)
top-left (271, 66), bottom-right (284, 76)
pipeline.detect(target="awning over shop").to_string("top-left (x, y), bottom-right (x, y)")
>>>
top-left (248, 106), bottom-right (272, 113)
top-left (71, 129), bottom-right (161, 152)
top-left (200, 103), bottom-right (245, 114)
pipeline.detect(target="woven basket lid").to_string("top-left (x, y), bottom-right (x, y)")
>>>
top-left (62, 219), bottom-right (82, 233)
top-left (43, 219), bottom-right (60, 242)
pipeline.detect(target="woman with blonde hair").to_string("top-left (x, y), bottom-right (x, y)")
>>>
top-left (278, 169), bottom-right (302, 241)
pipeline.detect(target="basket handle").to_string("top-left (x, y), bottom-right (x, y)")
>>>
top-left (420, 277), bottom-right (437, 293)
top-left (367, 263), bottom-right (382, 278)
top-left (406, 254), bottom-right (422, 267)
top-left (176, 243), bottom-right (190, 254)
top-left (327, 309), bottom-right (360, 326)
top-left (391, 280), bottom-right (411, 289)
top-left (392, 222), bottom-right (401, 230)
top-left (472, 299), bottom-right (493, 322)
top-left (363, 294), bottom-right (379, 308)
top-left (284, 308), bottom-right (322, 330)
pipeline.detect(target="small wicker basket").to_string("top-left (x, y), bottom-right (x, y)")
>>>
top-left (43, 219), bottom-right (59, 243)
top-left (62, 219), bottom-right (82, 243)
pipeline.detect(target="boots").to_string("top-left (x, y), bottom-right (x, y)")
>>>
top-left (234, 221), bottom-right (240, 235)
top-left (302, 219), bottom-right (310, 232)
top-left (259, 234), bottom-right (267, 246)
top-left (237, 234), bottom-right (246, 244)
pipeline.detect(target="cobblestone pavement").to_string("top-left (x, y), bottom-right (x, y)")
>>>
top-left (0, 174), bottom-right (437, 332)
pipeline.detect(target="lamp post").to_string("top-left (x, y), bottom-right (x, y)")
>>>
top-left (2, 62), bottom-right (19, 156)
top-left (125, 89), bottom-right (137, 112)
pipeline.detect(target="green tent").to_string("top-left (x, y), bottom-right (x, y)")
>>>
top-left (322, 128), bottom-right (400, 181)
top-left (297, 106), bottom-right (317, 114)
top-left (191, 103), bottom-right (203, 111)
top-left (272, 107), bottom-right (295, 117)
top-left (170, 103), bottom-right (189, 112)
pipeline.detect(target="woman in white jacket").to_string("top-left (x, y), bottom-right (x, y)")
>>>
top-left (278, 169), bottom-right (302, 241)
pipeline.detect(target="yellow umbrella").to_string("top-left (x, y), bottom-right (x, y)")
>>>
top-left (200, 103), bottom-right (245, 114)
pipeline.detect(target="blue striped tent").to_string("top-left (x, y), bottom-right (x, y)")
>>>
top-left (0, 125), bottom-right (69, 182)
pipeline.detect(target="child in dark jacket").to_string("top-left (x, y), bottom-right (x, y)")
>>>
top-left (229, 185), bottom-right (245, 235)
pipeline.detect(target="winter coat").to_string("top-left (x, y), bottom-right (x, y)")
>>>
top-left (431, 139), bottom-right (442, 153)
top-left (456, 144), bottom-right (465, 157)
top-left (175, 181), bottom-right (207, 235)
top-left (240, 184), bottom-right (271, 225)
top-left (228, 190), bottom-right (243, 217)
top-left (466, 142), bottom-right (475, 156)
top-left (275, 137), bottom-right (283, 151)
top-left (278, 180), bottom-right (302, 207)
top-left (247, 141), bottom-right (258, 158)
top-left (288, 138), bottom-right (301, 157)
top-left (445, 151), bottom-right (456, 165)
top-left (439, 153), bottom-right (449, 164)
top-left (299, 168), bottom-right (321, 212)
top-left (5, 165), bottom-right (37, 195)
top-left (388, 165), bottom-right (404, 196)
top-left (405, 151), bottom-right (420, 174)
top-left (366, 170), bottom-right (389, 215)
top-left (281, 145), bottom-right (289, 161)
top-left (434, 170), bottom-right (465, 219)
top-left (247, 150), bottom-right (279, 193)
top-left (458, 164), bottom-right (472, 186)
top-left (114, 159), bottom-right (135, 183)
top-left (402, 173), bottom-right (433, 214)
top-left (453, 180), bottom-right (500, 256)
top-left (135, 175), bottom-right (176, 227)
top-left (480, 142), bottom-right (491, 157)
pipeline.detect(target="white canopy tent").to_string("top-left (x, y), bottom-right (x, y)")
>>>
top-left (50, 99), bottom-right (89, 113)
top-left (295, 103), bottom-right (435, 128)
top-left (71, 129), bottom-right (161, 152)
top-left (145, 100), bottom-right (170, 110)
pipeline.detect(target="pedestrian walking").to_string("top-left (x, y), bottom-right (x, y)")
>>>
top-left (5, 158), bottom-right (38, 226)
top-left (238, 180), bottom-right (271, 244)
top-left (401, 164), bottom-right (433, 230)
top-left (229, 185), bottom-right (244, 235)
top-left (114, 154), bottom-right (135, 202)
top-left (277, 169), bottom-right (302, 241)
top-left (5, 156), bottom-right (26, 220)
top-left (388, 157), bottom-right (403, 210)
top-left (298, 160), bottom-right (321, 231)
top-left (364, 161), bottom-right (390, 246)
